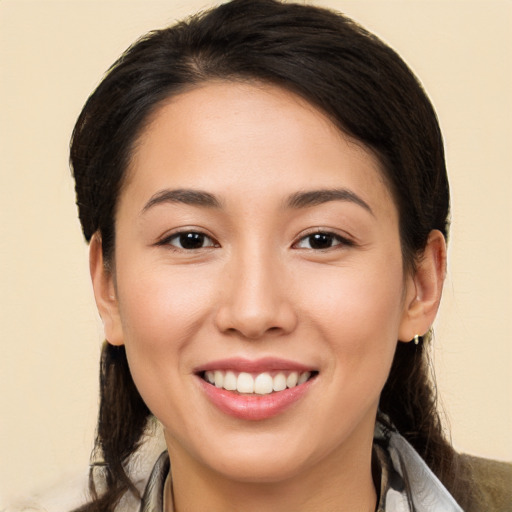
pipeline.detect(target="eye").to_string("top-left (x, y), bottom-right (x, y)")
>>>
top-left (294, 231), bottom-right (348, 250)
top-left (163, 231), bottom-right (218, 250)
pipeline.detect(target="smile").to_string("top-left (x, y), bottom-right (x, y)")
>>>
top-left (202, 370), bottom-right (314, 395)
top-left (195, 359), bottom-right (318, 421)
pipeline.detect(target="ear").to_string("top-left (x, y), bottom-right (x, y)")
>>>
top-left (89, 233), bottom-right (124, 346)
top-left (398, 229), bottom-right (447, 342)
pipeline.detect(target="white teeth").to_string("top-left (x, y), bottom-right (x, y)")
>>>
top-left (223, 371), bottom-right (237, 391)
top-left (237, 372), bottom-right (254, 393)
top-left (214, 370), bottom-right (224, 388)
top-left (298, 371), bottom-right (311, 385)
top-left (273, 373), bottom-right (287, 392)
top-left (254, 373), bottom-right (273, 394)
top-left (204, 369), bottom-right (313, 395)
top-left (286, 372), bottom-right (298, 388)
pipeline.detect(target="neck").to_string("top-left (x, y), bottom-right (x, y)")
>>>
top-left (168, 469), bottom-right (376, 512)
top-left (165, 427), bottom-right (377, 512)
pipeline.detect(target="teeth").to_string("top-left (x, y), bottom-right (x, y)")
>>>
top-left (286, 372), bottom-right (298, 388)
top-left (273, 373), bottom-right (287, 392)
top-left (254, 373), bottom-right (273, 394)
top-left (214, 370), bottom-right (224, 388)
top-left (223, 371), bottom-right (237, 391)
top-left (203, 370), bottom-right (313, 395)
top-left (298, 371), bottom-right (311, 385)
top-left (237, 372), bottom-right (254, 393)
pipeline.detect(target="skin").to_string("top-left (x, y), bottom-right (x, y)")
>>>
top-left (90, 82), bottom-right (446, 511)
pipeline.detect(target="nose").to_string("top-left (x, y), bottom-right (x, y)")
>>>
top-left (214, 248), bottom-right (298, 340)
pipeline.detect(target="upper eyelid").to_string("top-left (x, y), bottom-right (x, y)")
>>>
top-left (293, 228), bottom-right (354, 243)
top-left (155, 227), bottom-right (354, 247)
top-left (157, 228), bottom-right (219, 246)
top-left (297, 233), bottom-right (347, 244)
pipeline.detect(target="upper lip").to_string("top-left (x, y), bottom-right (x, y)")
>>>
top-left (194, 357), bottom-right (316, 374)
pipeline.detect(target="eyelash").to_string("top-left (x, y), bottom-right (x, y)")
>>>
top-left (292, 230), bottom-right (354, 251)
top-left (158, 229), bottom-right (353, 252)
top-left (158, 230), bottom-right (219, 251)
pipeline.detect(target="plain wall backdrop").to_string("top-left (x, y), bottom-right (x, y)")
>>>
top-left (1, 0), bottom-right (511, 504)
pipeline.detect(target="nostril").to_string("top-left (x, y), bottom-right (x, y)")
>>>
top-left (214, 295), bottom-right (298, 339)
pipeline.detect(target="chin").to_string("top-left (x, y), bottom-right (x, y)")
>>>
top-left (211, 450), bottom-right (312, 484)
top-left (194, 425), bottom-right (333, 484)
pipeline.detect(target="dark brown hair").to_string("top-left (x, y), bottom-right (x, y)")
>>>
top-left (71, 0), bottom-right (468, 510)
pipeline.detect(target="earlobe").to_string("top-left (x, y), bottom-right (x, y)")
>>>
top-left (89, 233), bottom-right (124, 346)
top-left (398, 230), bottom-right (447, 342)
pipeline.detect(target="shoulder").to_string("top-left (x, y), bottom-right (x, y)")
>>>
top-left (2, 449), bottom-right (161, 512)
top-left (3, 429), bottom-right (166, 512)
top-left (458, 454), bottom-right (512, 512)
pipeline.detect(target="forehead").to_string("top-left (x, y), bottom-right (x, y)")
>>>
top-left (123, 81), bottom-right (394, 216)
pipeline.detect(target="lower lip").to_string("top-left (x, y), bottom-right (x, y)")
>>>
top-left (197, 376), bottom-right (314, 421)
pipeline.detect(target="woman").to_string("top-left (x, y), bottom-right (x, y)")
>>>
top-left (67, 0), bottom-right (509, 511)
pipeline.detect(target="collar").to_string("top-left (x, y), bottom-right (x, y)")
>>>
top-left (139, 450), bottom-right (169, 512)
top-left (374, 421), bottom-right (464, 512)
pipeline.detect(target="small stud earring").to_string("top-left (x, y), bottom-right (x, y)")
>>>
top-left (413, 334), bottom-right (421, 345)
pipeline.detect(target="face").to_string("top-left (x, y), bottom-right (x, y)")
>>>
top-left (98, 82), bottom-right (419, 484)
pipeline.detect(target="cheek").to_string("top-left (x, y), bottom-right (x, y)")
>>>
top-left (296, 256), bottom-right (405, 386)
top-left (113, 262), bottom-right (218, 399)
top-left (299, 259), bottom-right (405, 341)
top-left (116, 263), bottom-right (214, 344)
top-left (114, 263), bottom-right (217, 419)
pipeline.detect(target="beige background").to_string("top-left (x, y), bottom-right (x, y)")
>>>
top-left (1, 0), bottom-right (511, 504)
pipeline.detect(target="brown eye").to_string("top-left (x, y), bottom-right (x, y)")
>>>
top-left (166, 231), bottom-right (216, 250)
top-left (295, 232), bottom-right (345, 250)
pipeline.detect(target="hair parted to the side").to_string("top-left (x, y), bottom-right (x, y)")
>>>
top-left (70, 1), bottom-right (471, 510)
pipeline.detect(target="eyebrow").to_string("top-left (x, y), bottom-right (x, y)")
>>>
top-left (286, 188), bottom-right (373, 215)
top-left (141, 187), bottom-right (373, 215)
top-left (141, 188), bottom-right (222, 213)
